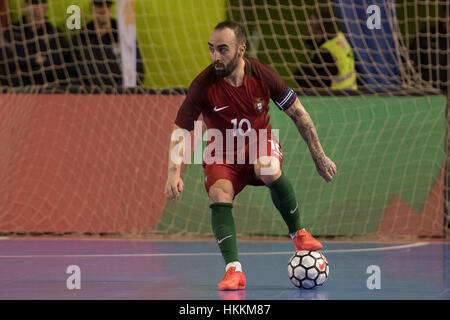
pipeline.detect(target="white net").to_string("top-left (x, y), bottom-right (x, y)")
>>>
top-left (226, 0), bottom-right (448, 95)
top-left (0, 0), bottom-right (447, 237)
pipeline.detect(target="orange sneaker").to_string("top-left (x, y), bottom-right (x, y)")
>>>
top-left (218, 267), bottom-right (246, 291)
top-left (292, 229), bottom-right (323, 251)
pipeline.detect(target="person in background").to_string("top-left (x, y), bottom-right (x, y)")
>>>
top-left (71, 0), bottom-right (144, 89)
top-left (0, 0), bottom-right (71, 87)
top-left (294, 10), bottom-right (357, 91)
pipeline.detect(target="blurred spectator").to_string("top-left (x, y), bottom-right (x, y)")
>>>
top-left (71, 0), bottom-right (144, 88)
top-left (0, 0), bottom-right (71, 87)
top-left (294, 10), bottom-right (357, 91)
top-left (409, 4), bottom-right (449, 94)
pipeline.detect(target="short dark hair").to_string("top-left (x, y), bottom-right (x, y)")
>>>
top-left (214, 21), bottom-right (246, 46)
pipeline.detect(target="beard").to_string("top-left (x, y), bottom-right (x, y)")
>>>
top-left (213, 51), bottom-right (240, 78)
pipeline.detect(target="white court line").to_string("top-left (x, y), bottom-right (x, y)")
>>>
top-left (0, 242), bottom-right (429, 259)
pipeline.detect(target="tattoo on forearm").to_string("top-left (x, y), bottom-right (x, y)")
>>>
top-left (289, 107), bottom-right (324, 160)
top-left (287, 106), bottom-right (305, 122)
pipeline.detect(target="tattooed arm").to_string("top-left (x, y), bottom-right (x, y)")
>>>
top-left (284, 98), bottom-right (337, 182)
top-left (165, 124), bottom-right (186, 200)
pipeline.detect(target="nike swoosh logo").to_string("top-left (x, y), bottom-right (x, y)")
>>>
top-left (217, 235), bottom-right (232, 244)
top-left (290, 203), bottom-right (298, 214)
top-left (213, 106), bottom-right (230, 112)
top-left (319, 259), bottom-right (326, 271)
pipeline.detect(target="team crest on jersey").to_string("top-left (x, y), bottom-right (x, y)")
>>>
top-left (253, 98), bottom-right (265, 113)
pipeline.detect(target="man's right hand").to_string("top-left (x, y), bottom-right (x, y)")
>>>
top-left (314, 155), bottom-right (337, 183)
top-left (164, 172), bottom-right (184, 201)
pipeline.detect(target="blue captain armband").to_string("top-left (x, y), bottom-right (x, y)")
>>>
top-left (274, 88), bottom-right (296, 111)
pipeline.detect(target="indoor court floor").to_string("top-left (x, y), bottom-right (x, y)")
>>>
top-left (0, 237), bottom-right (448, 300)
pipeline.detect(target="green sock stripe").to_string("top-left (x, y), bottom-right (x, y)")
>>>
top-left (209, 202), bottom-right (233, 209)
top-left (266, 173), bottom-right (292, 193)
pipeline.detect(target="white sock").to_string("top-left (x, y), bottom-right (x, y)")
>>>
top-left (225, 261), bottom-right (242, 272)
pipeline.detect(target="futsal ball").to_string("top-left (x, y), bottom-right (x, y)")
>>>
top-left (288, 250), bottom-right (329, 289)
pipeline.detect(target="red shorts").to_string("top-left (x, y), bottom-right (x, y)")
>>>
top-left (203, 134), bottom-right (283, 197)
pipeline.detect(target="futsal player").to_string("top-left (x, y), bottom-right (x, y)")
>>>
top-left (165, 21), bottom-right (337, 291)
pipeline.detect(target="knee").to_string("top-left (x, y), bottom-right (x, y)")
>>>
top-left (208, 180), bottom-right (234, 203)
top-left (254, 156), bottom-right (281, 184)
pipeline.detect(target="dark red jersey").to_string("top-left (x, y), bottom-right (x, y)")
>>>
top-left (175, 57), bottom-right (296, 132)
top-left (175, 57), bottom-right (296, 163)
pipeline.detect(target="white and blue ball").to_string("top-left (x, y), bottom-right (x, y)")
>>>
top-left (288, 250), bottom-right (329, 289)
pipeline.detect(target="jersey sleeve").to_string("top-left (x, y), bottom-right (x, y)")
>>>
top-left (249, 58), bottom-right (297, 111)
top-left (174, 72), bottom-right (210, 131)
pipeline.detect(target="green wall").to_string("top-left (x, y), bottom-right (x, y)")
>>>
top-left (156, 95), bottom-right (446, 237)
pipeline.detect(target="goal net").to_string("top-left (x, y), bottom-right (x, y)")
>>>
top-left (0, 0), bottom-right (447, 238)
